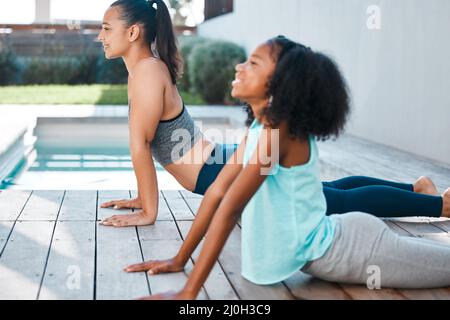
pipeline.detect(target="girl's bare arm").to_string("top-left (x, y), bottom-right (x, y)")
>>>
top-left (126, 132), bottom-right (248, 273)
top-left (174, 135), bottom-right (248, 265)
top-left (145, 126), bottom-right (284, 299)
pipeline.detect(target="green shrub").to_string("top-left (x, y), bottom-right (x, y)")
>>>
top-left (22, 57), bottom-right (84, 85)
top-left (189, 40), bottom-right (246, 104)
top-left (177, 36), bottom-right (210, 92)
top-left (96, 56), bottom-right (128, 84)
top-left (19, 54), bottom-right (127, 85)
top-left (73, 53), bottom-right (99, 84)
top-left (0, 48), bottom-right (19, 85)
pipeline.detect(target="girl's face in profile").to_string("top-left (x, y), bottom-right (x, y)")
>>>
top-left (231, 44), bottom-right (276, 112)
top-left (97, 6), bottom-right (129, 59)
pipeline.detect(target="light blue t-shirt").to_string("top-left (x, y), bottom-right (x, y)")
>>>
top-left (241, 119), bottom-right (336, 285)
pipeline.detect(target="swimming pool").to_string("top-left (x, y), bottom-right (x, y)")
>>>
top-left (2, 115), bottom-right (245, 190)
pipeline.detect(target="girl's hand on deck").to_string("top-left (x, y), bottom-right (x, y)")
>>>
top-left (100, 197), bottom-right (142, 210)
top-left (125, 257), bottom-right (185, 275)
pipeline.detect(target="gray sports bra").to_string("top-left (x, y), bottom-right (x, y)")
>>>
top-left (129, 102), bottom-right (203, 166)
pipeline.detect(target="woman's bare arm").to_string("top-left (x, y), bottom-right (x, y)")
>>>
top-left (101, 61), bottom-right (164, 226)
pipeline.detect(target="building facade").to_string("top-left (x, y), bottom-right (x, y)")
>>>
top-left (199, 0), bottom-right (450, 165)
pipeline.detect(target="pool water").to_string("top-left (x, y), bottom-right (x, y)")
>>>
top-left (3, 144), bottom-right (182, 190)
top-left (3, 119), bottom-right (243, 190)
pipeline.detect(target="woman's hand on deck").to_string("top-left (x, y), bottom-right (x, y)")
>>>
top-left (99, 210), bottom-right (156, 227)
top-left (100, 197), bottom-right (142, 210)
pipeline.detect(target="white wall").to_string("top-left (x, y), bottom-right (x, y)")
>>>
top-left (34, 0), bottom-right (51, 23)
top-left (198, 0), bottom-right (450, 165)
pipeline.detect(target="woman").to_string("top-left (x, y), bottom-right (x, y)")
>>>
top-left (125, 37), bottom-right (450, 299)
top-left (97, 0), bottom-right (449, 228)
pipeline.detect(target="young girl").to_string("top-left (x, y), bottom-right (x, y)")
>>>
top-left (126, 36), bottom-right (450, 299)
top-left (97, 0), bottom-right (449, 228)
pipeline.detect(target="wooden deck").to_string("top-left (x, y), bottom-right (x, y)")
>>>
top-left (0, 189), bottom-right (449, 300)
top-left (0, 134), bottom-right (449, 300)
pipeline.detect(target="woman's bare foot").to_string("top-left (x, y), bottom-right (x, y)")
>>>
top-left (442, 188), bottom-right (450, 218)
top-left (100, 211), bottom-right (155, 227)
top-left (413, 176), bottom-right (439, 195)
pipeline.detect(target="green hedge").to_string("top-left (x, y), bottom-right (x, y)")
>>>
top-left (0, 48), bottom-right (19, 85)
top-left (1, 37), bottom-right (246, 104)
top-left (188, 40), bottom-right (246, 104)
top-left (178, 36), bottom-right (210, 92)
top-left (22, 57), bottom-right (82, 84)
top-left (20, 54), bottom-right (127, 85)
top-left (95, 56), bottom-right (128, 84)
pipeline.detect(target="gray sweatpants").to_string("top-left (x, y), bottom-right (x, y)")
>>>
top-left (301, 212), bottom-right (450, 289)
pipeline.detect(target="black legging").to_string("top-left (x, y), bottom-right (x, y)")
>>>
top-left (323, 176), bottom-right (443, 217)
top-left (195, 145), bottom-right (444, 218)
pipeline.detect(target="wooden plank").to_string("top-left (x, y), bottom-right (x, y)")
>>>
top-left (138, 221), bottom-right (181, 241)
top-left (338, 285), bottom-right (406, 300)
top-left (156, 191), bottom-right (175, 221)
top-left (181, 196), bottom-right (202, 216)
top-left (0, 221), bottom-right (15, 255)
top-left (215, 225), bottom-right (294, 300)
top-left (399, 289), bottom-right (450, 300)
top-left (97, 190), bottom-right (131, 222)
top-left (180, 190), bottom-right (203, 199)
top-left (129, 190), bottom-right (173, 221)
top-left (130, 190), bottom-right (138, 198)
top-left (19, 190), bottom-right (64, 221)
top-left (353, 137), bottom-right (449, 191)
top-left (430, 220), bottom-right (450, 233)
top-left (392, 219), bottom-right (450, 245)
top-left (177, 221), bottom-right (239, 300)
top-left (319, 162), bottom-right (353, 181)
top-left (98, 190), bottom-right (130, 199)
top-left (283, 272), bottom-right (351, 300)
top-left (319, 134), bottom-right (450, 190)
top-left (39, 221), bottom-right (95, 300)
top-left (137, 221), bottom-right (208, 300)
top-left (0, 221), bottom-right (55, 299)
top-left (96, 225), bottom-right (149, 300)
top-left (384, 220), bottom-right (414, 236)
top-left (0, 190), bottom-right (31, 221)
top-left (162, 190), bottom-right (195, 221)
top-left (59, 191), bottom-right (97, 221)
top-left (96, 191), bottom-right (149, 300)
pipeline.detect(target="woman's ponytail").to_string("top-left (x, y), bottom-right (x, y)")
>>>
top-left (152, 0), bottom-right (182, 84)
top-left (111, 0), bottom-right (183, 84)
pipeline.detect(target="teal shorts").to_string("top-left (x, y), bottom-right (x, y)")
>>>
top-left (193, 144), bottom-right (239, 195)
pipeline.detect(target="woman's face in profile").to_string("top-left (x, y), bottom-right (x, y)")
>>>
top-left (97, 6), bottom-right (129, 59)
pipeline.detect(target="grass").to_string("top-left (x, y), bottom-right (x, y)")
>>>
top-left (0, 85), bottom-right (206, 105)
